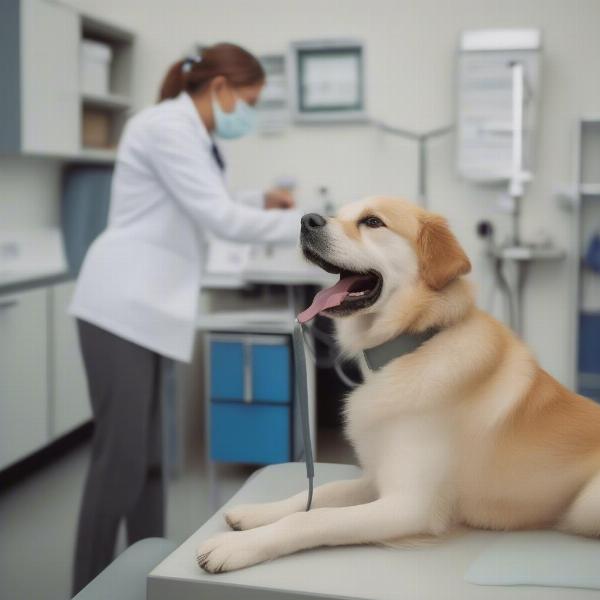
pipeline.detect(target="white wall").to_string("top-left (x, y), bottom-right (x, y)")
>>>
top-left (15, 0), bottom-right (600, 384)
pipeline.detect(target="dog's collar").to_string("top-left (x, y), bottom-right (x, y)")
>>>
top-left (363, 328), bottom-right (439, 371)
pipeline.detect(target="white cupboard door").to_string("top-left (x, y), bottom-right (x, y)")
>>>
top-left (51, 282), bottom-right (91, 438)
top-left (21, 0), bottom-right (80, 155)
top-left (0, 289), bottom-right (48, 470)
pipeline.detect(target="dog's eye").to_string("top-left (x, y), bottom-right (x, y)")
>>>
top-left (360, 215), bottom-right (385, 229)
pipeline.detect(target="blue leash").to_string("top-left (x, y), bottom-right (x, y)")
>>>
top-left (292, 319), bottom-right (314, 511)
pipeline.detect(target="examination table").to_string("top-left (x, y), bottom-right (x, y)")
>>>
top-left (75, 462), bottom-right (600, 600)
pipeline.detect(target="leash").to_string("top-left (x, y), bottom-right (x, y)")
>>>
top-left (292, 319), bottom-right (314, 511)
top-left (293, 314), bottom-right (438, 511)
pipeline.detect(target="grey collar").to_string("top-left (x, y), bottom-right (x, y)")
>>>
top-left (363, 328), bottom-right (439, 371)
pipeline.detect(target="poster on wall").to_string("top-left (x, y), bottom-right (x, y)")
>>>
top-left (289, 39), bottom-right (367, 123)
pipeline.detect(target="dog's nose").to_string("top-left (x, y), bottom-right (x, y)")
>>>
top-left (301, 213), bottom-right (327, 231)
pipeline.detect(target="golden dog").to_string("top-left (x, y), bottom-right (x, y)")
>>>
top-left (197, 197), bottom-right (600, 573)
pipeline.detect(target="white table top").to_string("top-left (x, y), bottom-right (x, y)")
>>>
top-left (148, 463), bottom-right (597, 600)
top-left (196, 309), bottom-right (296, 334)
top-left (202, 243), bottom-right (336, 289)
top-left (202, 268), bottom-right (335, 289)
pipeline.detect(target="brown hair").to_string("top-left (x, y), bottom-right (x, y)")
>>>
top-left (158, 42), bottom-right (265, 102)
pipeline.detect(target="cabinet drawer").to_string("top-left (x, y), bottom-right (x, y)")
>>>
top-left (210, 402), bottom-right (290, 464)
top-left (209, 341), bottom-right (244, 400)
top-left (0, 288), bottom-right (49, 469)
top-left (251, 343), bottom-right (290, 403)
top-left (209, 335), bottom-right (291, 404)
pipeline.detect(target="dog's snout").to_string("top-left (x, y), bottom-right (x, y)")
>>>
top-left (301, 213), bottom-right (327, 232)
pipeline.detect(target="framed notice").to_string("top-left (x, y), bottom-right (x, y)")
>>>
top-left (289, 40), bottom-right (367, 123)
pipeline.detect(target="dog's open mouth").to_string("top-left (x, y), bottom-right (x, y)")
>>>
top-left (298, 248), bottom-right (383, 323)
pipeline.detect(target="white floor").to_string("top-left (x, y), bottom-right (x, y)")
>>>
top-left (0, 429), bottom-right (355, 600)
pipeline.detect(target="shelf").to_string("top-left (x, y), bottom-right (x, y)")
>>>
top-left (556, 184), bottom-right (600, 209)
top-left (81, 92), bottom-right (131, 111)
top-left (79, 14), bottom-right (134, 153)
top-left (580, 184), bottom-right (600, 197)
top-left (488, 246), bottom-right (566, 261)
top-left (75, 148), bottom-right (117, 163)
top-left (81, 14), bottom-right (134, 45)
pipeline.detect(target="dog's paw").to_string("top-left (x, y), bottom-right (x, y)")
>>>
top-left (224, 502), bottom-right (288, 531)
top-left (195, 530), bottom-right (273, 573)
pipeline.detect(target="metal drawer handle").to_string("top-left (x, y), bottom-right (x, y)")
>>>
top-left (0, 299), bottom-right (18, 310)
top-left (243, 342), bottom-right (252, 404)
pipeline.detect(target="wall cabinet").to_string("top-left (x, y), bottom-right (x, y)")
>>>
top-left (0, 288), bottom-right (49, 470)
top-left (0, 0), bottom-right (80, 156)
top-left (0, 0), bottom-right (134, 161)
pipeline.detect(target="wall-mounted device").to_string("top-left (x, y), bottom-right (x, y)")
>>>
top-left (257, 54), bottom-right (289, 134)
top-left (289, 39), bottom-right (367, 123)
top-left (457, 29), bottom-right (541, 183)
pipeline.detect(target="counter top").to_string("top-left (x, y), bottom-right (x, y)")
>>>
top-left (0, 270), bottom-right (72, 295)
top-left (202, 268), bottom-right (335, 289)
top-left (197, 309), bottom-right (296, 334)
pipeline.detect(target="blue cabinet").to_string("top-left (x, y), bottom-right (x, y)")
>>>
top-left (208, 335), bottom-right (292, 465)
top-left (251, 344), bottom-right (291, 403)
top-left (209, 341), bottom-right (244, 400)
top-left (578, 312), bottom-right (600, 402)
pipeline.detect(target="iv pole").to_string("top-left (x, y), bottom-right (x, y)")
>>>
top-left (370, 120), bottom-right (453, 208)
top-left (492, 61), bottom-right (534, 335)
top-left (492, 61), bottom-right (564, 336)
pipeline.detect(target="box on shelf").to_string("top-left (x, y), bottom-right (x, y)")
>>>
top-left (80, 39), bottom-right (112, 95)
top-left (82, 108), bottom-right (111, 148)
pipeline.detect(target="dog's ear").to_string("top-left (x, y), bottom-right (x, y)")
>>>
top-left (417, 214), bottom-right (471, 290)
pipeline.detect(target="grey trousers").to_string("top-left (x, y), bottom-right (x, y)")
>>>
top-left (72, 320), bottom-right (165, 596)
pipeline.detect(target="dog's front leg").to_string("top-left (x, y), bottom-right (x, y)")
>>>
top-left (198, 494), bottom-right (432, 573)
top-left (225, 477), bottom-right (375, 531)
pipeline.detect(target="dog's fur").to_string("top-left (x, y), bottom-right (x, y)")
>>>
top-left (197, 197), bottom-right (600, 573)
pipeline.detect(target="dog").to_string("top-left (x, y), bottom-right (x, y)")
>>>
top-left (196, 196), bottom-right (600, 574)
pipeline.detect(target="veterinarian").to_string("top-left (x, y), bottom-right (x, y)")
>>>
top-left (69, 42), bottom-right (300, 595)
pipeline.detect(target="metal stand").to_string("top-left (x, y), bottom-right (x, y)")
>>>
top-left (489, 62), bottom-right (539, 336)
top-left (371, 120), bottom-right (453, 208)
top-left (490, 246), bottom-right (565, 336)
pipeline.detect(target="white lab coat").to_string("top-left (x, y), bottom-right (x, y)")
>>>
top-left (70, 92), bottom-right (300, 362)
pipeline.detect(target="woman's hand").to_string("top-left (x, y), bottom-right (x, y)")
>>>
top-left (264, 188), bottom-right (295, 210)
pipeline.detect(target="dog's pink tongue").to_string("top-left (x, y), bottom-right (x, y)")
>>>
top-left (297, 275), bottom-right (364, 323)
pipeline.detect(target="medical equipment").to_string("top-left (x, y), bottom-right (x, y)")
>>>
top-left (289, 39), bottom-right (367, 123)
top-left (211, 93), bottom-right (257, 140)
top-left (458, 29), bottom-right (541, 245)
top-left (459, 30), bottom-right (562, 335)
top-left (257, 54), bottom-right (289, 134)
top-left (457, 29), bottom-right (541, 187)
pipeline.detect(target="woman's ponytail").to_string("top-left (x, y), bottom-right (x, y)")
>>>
top-left (158, 59), bottom-right (187, 101)
top-left (157, 43), bottom-right (265, 103)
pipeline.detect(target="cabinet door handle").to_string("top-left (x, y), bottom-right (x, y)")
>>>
top-left (243, 342), bottom-right (252, 404)
top-left (0, 299), bottom-right (18, 310)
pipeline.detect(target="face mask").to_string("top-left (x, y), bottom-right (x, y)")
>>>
top-left (212, 91), bottom-right (256, 140)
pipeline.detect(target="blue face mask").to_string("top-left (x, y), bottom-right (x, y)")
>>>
top-left (212, 91), bottom-right (256, 140)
